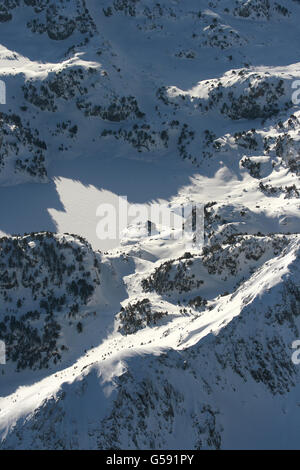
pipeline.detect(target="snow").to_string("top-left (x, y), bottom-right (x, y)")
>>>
top-left (0, 0), bottom-right (299, 450)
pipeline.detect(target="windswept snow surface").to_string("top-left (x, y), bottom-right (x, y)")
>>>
top-left (0, 0), bottom-right (299, 450)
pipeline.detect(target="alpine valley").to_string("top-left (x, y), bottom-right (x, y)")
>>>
top-left (0, 0), bottom-right (299, 450)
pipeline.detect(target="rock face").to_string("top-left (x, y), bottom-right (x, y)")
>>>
top-left (0, 0), bottom-right (300, 450)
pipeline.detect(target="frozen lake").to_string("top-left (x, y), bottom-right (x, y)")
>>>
top-left (0, 152), bottom-right (194, 251)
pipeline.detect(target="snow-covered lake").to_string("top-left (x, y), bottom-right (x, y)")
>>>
top-left (0, 153), bottom-right (194, 251)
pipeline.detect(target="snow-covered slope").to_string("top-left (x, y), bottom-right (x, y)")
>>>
top-left (0, 0), bottom-right (299, 450)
